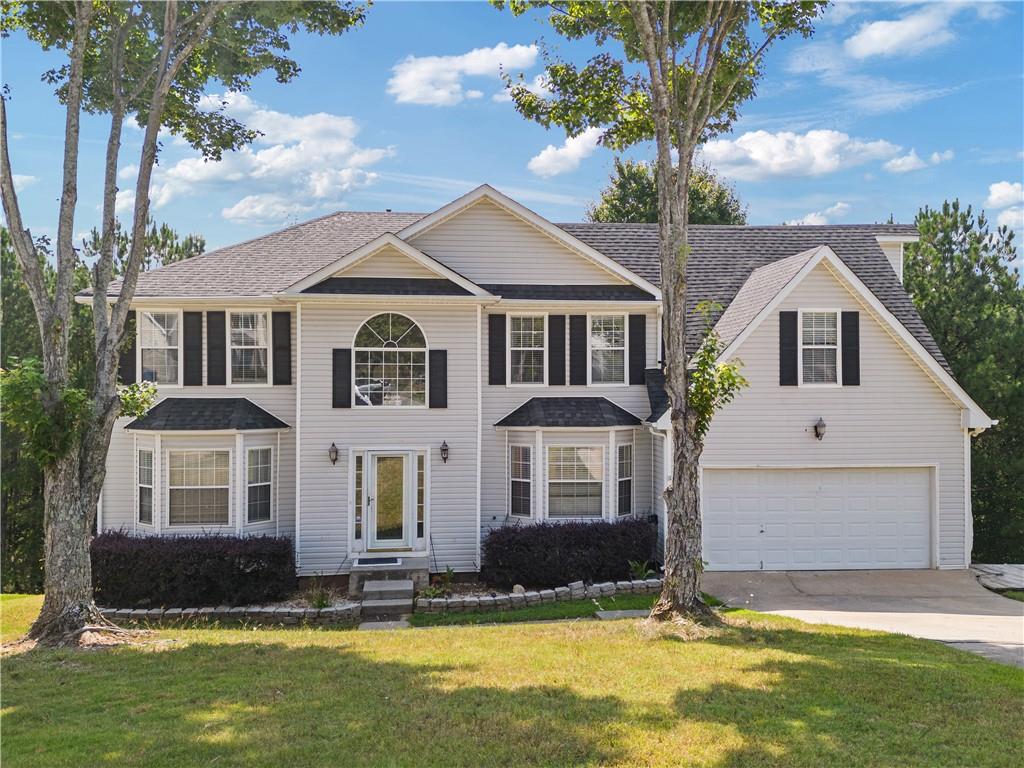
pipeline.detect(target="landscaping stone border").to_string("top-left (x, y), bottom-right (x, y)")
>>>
top-left (98, 604), bottom-right (361, 627)
top-left (414, 578), bottom-right (663, 614)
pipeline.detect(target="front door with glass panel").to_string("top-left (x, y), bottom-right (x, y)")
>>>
top-left (367, 453), bottom-right (411, 550)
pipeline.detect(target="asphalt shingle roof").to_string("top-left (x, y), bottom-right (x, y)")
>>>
top-left (495, 397), bottom-right (642, 428)
top-left (125, 398), bottom-right (290, 431)
top-left (480, 284), bottom-right (656, 301)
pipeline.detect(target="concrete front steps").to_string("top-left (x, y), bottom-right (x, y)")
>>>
top-left (361, 579), bottom-right (414, 621)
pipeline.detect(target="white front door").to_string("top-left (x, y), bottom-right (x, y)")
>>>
top-left (702, 467), bottom-right (932, 571)
top-left (366, 453), bottom-right (412, 550)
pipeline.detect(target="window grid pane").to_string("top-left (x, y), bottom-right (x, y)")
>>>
top-left (510, 445), bottom-right (531, 517)
top-left (590, 315), bottom-right (626, 384)
top-left (138, 449), bottom-right (154, 524)
top-left (617, 444), bottom-right (632, 516)
top-left (247, 448), bottom-right (272, 523)
top-left (510, 316), bottom-right (545, 384)
top-left (168, 451), bottom-right (230, 526)
top-left (230, 313), bottom-right (269, 383)
top-left (354, 314), bottom-right (428, 407)
top-left (801, 312), bottom-right (839, 384)
top-left (139, 313), bottom-right (179, 385)
top-left (548, 447), bottom-right (603, 518)
top-left (416, 453), bottom-right (425, 538)
top-left (354, 455), bottom-right (363, 539)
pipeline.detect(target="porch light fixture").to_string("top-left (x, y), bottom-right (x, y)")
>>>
top-left (813, 418), bottom-right (827, 441)
top-left (328, 442), bottom-right (339, 465)
top-left (440, 440), bottom-right (450, 464)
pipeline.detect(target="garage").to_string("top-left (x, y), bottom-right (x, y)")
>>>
top-left (702, 467), bottom-right (933, 571)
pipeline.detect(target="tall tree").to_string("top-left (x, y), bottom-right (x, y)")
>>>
top-left (1, 222), bottom-right (204, 593)
top-left (588, 157), bottom-right (746, 224)
top-left (0, 1), bottom-right (366, 645)
top-left (904, 201), bottom-right (1024, 562)
top-left (501, 1), bottom-right (823, 618)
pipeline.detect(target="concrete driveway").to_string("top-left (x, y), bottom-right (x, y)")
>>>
top-left (703, 570), bottom-right (1024, 667)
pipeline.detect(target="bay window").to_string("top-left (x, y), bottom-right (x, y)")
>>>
top-left (246, 447), bottom-right (272, 523)
top-left (509, 445), bottom-right (532, 517)
top-left (168, 450), bottom-right (230, 526)
top-left (547, 446), bottom-right (603, 518)
top-left (617, 444), bottom-right (632, 516)
top-left (137, 449), bottom-right (153, 525)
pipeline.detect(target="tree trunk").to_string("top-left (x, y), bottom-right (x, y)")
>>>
top-left (28, 449), bottom-right (106, 644)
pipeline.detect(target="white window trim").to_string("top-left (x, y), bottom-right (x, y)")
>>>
top-left (797, 308), bottom-right (843, 388)
top-left (507, 312), bottom-right (548, 387)
top-left (137, 448), bottom-right (154, 527)
top-left (508, 444), bottom-right (533, 518)
top-left (227, 309), bottom-right (274, 388)
top-left (545, 444), bottom-right (605, 521)
top-left (586, 312), bottom-right (629, 387)
top-left (137, 309), bottom-right (183, 388)
top-left (351, 311), bottom-right (430, 410)
top-left (245, 446), bottom-right (274, 524)
top-left (616, 443), bottom-right (633, 517)
top-left (165, 448), bottom-right (234, 529)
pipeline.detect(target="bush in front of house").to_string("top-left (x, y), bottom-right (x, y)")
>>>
top-left (480, 518), bottom-right (657, 589)
top-left (91, 531), bottom-right (295, 608)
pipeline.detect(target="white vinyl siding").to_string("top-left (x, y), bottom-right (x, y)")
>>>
top-left (337, 245), bottom-right (439, 279)
top-left (701, 262), bottom-right (968, 568)
top-left (408, 198), bottom-right (626, 285)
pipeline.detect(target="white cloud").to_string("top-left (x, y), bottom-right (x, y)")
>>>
top-left (12, 174), bottom-right (37, 192)
top-left (221, 194), bottom-right (314, 224)
top-left (701, 129), bottom-right (900, 181)
top-left (930, 149), bottom-right (954, 164)
top-left (527, 127), bottom-right (603, 178)
top-left (121, 92), bottom-right (393, 225)
top-left (883, 150), bottom-right (928, 173)
top-left (986, 181), bottom-right (1024, 208)
top-left (975, 3), bottom-right (1009, 21)
top-left (845, 5), bottom-right (957, 59)
top-left (997, 207), bottom-right (1023, 230)
top-left (786, 201), bottom-right (851, 226)
top-left (115, 188), bottom-right (135, 214)
top-left (387, 43), bottom-right (537, 106)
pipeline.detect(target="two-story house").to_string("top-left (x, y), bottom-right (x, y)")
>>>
top-left (88, 185), bottom-right (993, 581)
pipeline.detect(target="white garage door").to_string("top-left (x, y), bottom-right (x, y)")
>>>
top-left (703, 467), bottom-right (932, 571)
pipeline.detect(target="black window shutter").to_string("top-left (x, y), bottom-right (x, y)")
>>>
top-left (488, 314), bottom-right (506, 385)
top-left (182, 312), bottom-right (203, 386)
top-left (117, 310), bottom-right (136, 384)
top-left (628, 315), bottom-right (646, 384)
top-left (569, 315), bottom-right (587, 385)
top-left (429, 349), bottom-right (448, 408)
top-left (779, 311), bottom-right (798, 386)
top-left (548, 315), bottom-right (566, 386)
top-left (206, 311), bottom-right (226, 385)
top-left (272, 311), bottom-right (292, 385)
top-left (841, 311), bottom-right (860, 386)
top-left (332, 349), bottom-right (351, 408)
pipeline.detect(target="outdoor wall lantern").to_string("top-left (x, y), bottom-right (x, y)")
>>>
top-left (328, 442), bottom-right (339, 465)
top-left (813, 418), bottom-right (827, 441)
top-left (440, 440), bottom-right (450, 464)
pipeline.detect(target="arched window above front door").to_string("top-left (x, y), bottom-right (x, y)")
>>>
top-left (353, 313), bottom-right (427, 407)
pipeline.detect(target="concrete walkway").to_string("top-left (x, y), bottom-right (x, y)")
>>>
top-left (703, 570), bottom-right (1024, 667)
top-left (971, 563), bottom-right (1024, 591)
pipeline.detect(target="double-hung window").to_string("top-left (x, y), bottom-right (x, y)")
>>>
top-left (137, 449), bottom-right (153, 525)
top-left (590, 315), bottom-right (626, 384)
top-left (168, 451), bottom-right (230, 526)
top-left (617, 444), bottom-right (633, 516)
top-left (246, 447), bottom-right (272, 523)
top-left (230, 312), bottom-right (269, 384)
top-left (547, 447), bottom-right (603, 518)
top-left (509, 445), bottom-right (532, 517)
top-left (801, 311), bottom-right (839, 384)
top-left (509, 315), bottom-right (545, 384)
top-left (139, 311), bottom-right (179, 384)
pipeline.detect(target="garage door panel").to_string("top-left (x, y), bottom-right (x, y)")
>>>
top-left (703, 467), bottom-right (932, 571)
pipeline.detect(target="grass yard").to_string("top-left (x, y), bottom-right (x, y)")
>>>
top-left (1000, 590), bottom-right (1024, 602)
top-left (2, 594), bottom-right (1022, 767)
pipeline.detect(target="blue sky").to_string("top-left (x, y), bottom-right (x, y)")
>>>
top-left (5, 1), bottom-right (1023, 250)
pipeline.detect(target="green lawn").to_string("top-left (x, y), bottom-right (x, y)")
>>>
top-left (1000, 590), bottom-right (1024, 602)
top-left (0, 594), bottom-right (43, 644)
top-left (2, 594), bottom-right (1022, 767)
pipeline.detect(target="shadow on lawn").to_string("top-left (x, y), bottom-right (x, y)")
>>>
top-left (2, 641), bottom-right (630, 767)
